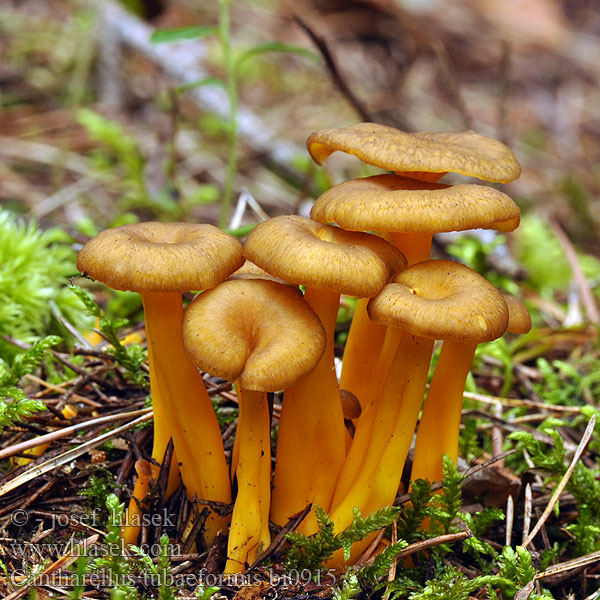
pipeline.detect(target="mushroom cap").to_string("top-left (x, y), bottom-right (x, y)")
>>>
top-left (502, 294), bottom-right (532, 334)
top-left (368, 260), bottom-right (509, 344)
top-left (229, 260), bottom-right (296, 287)
top-left (183, 278), bottom-right (326, 391)
top-left (307, 123), bottom-right (521, 183)
top-left (311, 174), bottom-right (521, 233)
top-left (340, 389), bottom-right (361, 420)
top-left (77, 222), bottom-right (244, 293)
top-left (244, 215), bottom-right (406, 297)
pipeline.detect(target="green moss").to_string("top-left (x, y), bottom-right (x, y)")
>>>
top-left (0, 209), bottom-right (91, 360)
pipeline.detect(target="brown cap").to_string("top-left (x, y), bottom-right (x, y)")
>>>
top-left (244, 215), bottom-right (406, 298)
top-left (229, 260), bottom-right (297, 287)
top-left (368, 260), bottom-right (508, 343)
top-left (340, 389), bottom-right (361, 420)
top-left (502, 294), bottom-right (532, 334)
top-left (307, 123), bottom-right (521, 183)
top-left (77, 222), bottom-right (244, 293)
top-left (311, 174), bottom-right (521, 234)
top-left (183, 278), bottom-right (326, 391)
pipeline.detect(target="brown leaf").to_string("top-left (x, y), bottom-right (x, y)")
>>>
top-left (233, 581), bottom-right (272, 600)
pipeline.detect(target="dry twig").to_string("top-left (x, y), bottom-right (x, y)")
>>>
top-left (0, 413), bottom-right (153, 497)
top-left (523, 414), bottom-right (596, 548)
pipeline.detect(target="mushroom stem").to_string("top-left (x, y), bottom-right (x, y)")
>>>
top-left (339, 298), bottom-right (387, 413)
top-left (331, 326), bottom-right (403, 506)
top-left (328, 332), bottom-right (434, 567)
top-left (334, 232), bottom-right (431, 506)
top-left (387, 232), bottom-right (433, 266)
top-left (225, 386), bottom-right (271, 573)
top-left (338, 232), bottom-right (430, 424)
top-left (271, 286), bottom-right (346, 534)
top-left (141, 293), bottom-right (181, 499)
top-left (410, 340), bottom-right (477, 484)
top-left (394, 170), bottom-right (447, 183)
top-left (142, 292), bottom-right (231, 540)
top-left (122, 459), bottom-right (154, 545)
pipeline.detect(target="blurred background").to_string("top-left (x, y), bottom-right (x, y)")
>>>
top-left (1, 0), bottom-right (599, 333)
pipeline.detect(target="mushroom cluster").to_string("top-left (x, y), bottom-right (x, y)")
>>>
top-left (307, 122), bottom-right (529, 565)
top-left (76, 122), bottom-right (530, 573)
top-left (77, 223), bottom-right (243, 543)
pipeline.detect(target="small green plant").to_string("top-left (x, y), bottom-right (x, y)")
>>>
top-left (79, 468), bottom-right (118, 527)
top-left (72, 495), bottom-right (185, 599)
top-left (385, 547), bottom-right (552, 600)
top-left (71, 286), bottom-right (147, 385)
top-left (374, 459), bottom-right (554, 599)
top-left (157, 534), bottom-right (176, 600)
top-left (0, 209), bottom-right (90, 360)
top-left (332, 570), bottom-right (361, 600)
top-left (509, 419), bottom-right (600, 556)
top-left (0, 335), bottom-right (62, 430)
top-left (77, 108), bottom-right (180, 218)
top-left (151, 0), bottom-right (318, 228)
top-left (357, 540), bottom-right (408, 585)
top-left (534, 356), bottom-right (599, 407)
top-left (491, 546), bottom-right (554, 600)
top-left (94, 494), bottom-right (139, 599)
top-left (285, 505), bottom-right (402, 575)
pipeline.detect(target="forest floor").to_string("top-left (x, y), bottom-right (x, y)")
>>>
top-left (1, 1), bottom-right (600, 598)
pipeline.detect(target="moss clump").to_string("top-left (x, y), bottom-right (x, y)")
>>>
top-left (0, 209), bottom-right (90, 360)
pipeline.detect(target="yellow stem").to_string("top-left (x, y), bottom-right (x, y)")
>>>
top-left (328, 333), bottom-right (434, 568)
top-left (339, 298), bottom-right (387, 412)
top-left (225, 386), bottom-right (271, 573)
top-left (330, 230), bottom-right (432, 506)
top-left (394, 170), bottom-right (447, 183)
top-left (387, 232), bottom-right (433, 266)
top-left (411, 341), bottom-right (476, 484)
top-left (270, 286), bottom-right (346, 534)
top-left (143, 293), bottom-right (180, 499)
top-left (330, 326), bottom-right (403, 508)
top-left (122, 459), bottom-right (154, 545)
top-left (143, 292), bottom-right (231, 541)
top-left (338, 233), bottom-right (431, 430)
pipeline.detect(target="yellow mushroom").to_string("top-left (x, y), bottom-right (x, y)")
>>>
top-left (182, 277), bottom-right (326, 572)
top-left (311, 175), bottom-right (521, 508)
top-left (244, 215), bottom-right (405, 534)
top-left (406, 293), bottom-right (531, 488)
top-left (77, 222), bottom-right (243, 544)
top-left (307, 123), bottom-right (521, 432)
top-left (409, 289), bottom-right (528, 487)
top-left (328, 260), bottom-right (509, 567)
top-left (123, 458), bottom-right (154, 539)
top-left (307, 122), bottom-right (521, 184)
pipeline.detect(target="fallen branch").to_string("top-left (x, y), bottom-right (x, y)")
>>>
top-left (100, 0), bottom-right (303, 182)
top-left (396, 530), bottom-right (471, 560)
